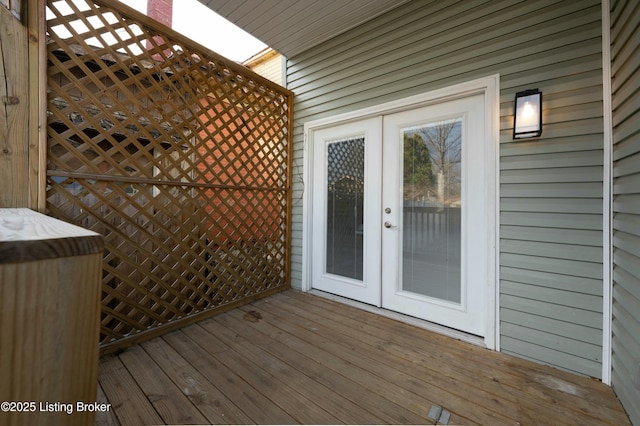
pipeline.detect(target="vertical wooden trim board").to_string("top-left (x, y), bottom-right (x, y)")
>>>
top-left (0, 5), bottom-right (30, 208)
top-left (601, 0), bottom-right (613, 387)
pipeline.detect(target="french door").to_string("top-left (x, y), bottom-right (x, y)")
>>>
top-left (310, 93), bottom-right (490, 337)
top-left (311, 118), bottom-right (382, 305)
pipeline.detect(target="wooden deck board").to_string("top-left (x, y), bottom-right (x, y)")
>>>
top-left (98, 355), bottom-right (164, 425)
top-left (261, 295), bottom-right (511, 422)
top-left (183, 322), bottom-right (342, 424)
top-left (199, 316), bottom-right (385, 424)
top-left (310, 293), bottom-right (628, 418)
top-left (96, 382), bottom-right (119, 426)
top-left (117, 345), bottom-right (210, 424)
top-left (275, 291), bottom-right (628, 424)
top-left (139, 337), bottom-right (253, 424)
top-left (98, 290), bottom-right (631, 425)
top-left (162, 329), bottom-right (297, 424)
top-left (218, 306), bottom-right (428, 424)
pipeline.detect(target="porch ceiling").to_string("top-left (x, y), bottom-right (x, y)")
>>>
top-left (196, 0), bottom-right (410, 58)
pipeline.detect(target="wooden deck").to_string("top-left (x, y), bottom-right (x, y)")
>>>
top-left (97, 290), bottom-right (630, 425)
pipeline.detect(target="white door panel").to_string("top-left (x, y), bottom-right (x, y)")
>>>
top-left (381, 94), bottom-right (487, 336)
top-left (310, 117), bottom-right (382, 306)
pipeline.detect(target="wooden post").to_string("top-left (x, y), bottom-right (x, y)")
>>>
top-left (29, 0), bottom-right (46, 212)
top-left (0, 6), bottom-right (30, 207)
top-left (0, 0), bottom-right (44, 210)
top-left (0, 208), bottom-right (104, 425)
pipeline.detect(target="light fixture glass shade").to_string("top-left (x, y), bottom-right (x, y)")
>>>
top-left (513, 89), bottom-right (542, 139)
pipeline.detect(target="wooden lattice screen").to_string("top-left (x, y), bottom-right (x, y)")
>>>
top-left (44, 0), bottom-right (292, 353)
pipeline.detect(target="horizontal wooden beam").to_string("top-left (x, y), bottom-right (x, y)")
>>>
top-left (48, 170), bottom-right (288, 192)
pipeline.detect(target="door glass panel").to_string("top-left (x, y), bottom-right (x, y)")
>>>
top-left (402, 119), bottom-right (462, 303)
top-left (326, 137), bottom-right (365, 280)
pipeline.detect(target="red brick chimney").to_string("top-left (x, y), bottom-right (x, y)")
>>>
top-left (146, 0), bottom-right (173, 60)
top-left (147, 0), bottom-right (173, 28)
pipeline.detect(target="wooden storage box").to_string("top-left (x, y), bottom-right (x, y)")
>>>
top-left (0, 209), bottom-right (103, 425)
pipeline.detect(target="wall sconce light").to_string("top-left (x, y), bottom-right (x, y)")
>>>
top-left (513, 89), bottom-right (542, 139)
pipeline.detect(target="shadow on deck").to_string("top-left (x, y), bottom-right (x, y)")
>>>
top-left (97, 290), bottom-right (629, 425)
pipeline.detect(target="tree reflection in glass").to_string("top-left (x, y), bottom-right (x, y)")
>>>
top-left (402, 120), bottom-right (462, 303)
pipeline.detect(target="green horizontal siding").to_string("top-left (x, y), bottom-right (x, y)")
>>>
top-left (503, 323), bottom-right (602, 362)
top-left (500, 212), bottom-right (602, 230)
top-left (501, 182), bottom-right (603, 198)
top-left (501, 166), bottom-right (604, 184)
top-left (501, 336), bottom-right (602, 378)
top-left (501, 240), bottom-right (603, 263)
top-left (502, 281), bottom-right (602, 311)
top-left (501, 225), bottom-right (603, 246)
top-left (611, 0), bottom-right (640, 422)
top-left (501, 266), bottom-right (602, 295)
top-left (501, 150), bottom-right (603, 169)
top-left (501, 198), bottom-right (602, 214)
top-left (287, 0), bottom-right (605, 378)
top-left (501, 253), bottom-right (602, 281)
top-left (502, 308), bottom-right (602, 346)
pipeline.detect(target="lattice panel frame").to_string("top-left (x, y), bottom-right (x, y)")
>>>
top-left (45, 0), bottom-right (292, 352)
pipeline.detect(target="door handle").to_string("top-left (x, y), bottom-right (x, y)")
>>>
top-left (384, 221), bottom-right (397, 229)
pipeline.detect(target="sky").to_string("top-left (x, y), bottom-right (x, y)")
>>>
top-left (119, 0), bottom-right (268, 62)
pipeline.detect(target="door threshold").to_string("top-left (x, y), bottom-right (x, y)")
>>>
top-left (308, 289), bottom-right (486, 348)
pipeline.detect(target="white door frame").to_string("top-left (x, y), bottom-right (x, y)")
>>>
top-left (302, 74), bottom-right (500, 349)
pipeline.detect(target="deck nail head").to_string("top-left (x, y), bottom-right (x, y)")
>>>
top-left (427, 405), bottom-right (450, 425)
top-left (439, 409), bottom-right (451, 425)
top-left (427, 405), bottom-right (442, 421)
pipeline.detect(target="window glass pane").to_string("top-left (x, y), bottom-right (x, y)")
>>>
top-left (402, 120), bottom-right (462, 303)
top-left (326, 137), bottom-right (365, 280)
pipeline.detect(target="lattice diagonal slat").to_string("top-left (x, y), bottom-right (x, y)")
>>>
top-left (45, 0), bottom-right (292, 352)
